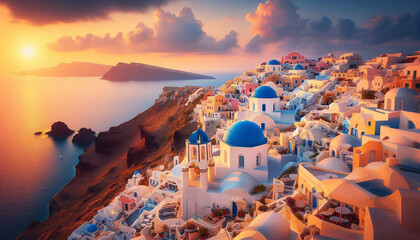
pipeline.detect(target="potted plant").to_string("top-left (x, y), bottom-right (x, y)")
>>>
top-left (198, 227), bottom-right (209, 240)
top-left (212, 208), bottom-right (223, 219)
top-left (238, 209), bottom-right (245, 218)
top-left (258, 205), bottom-right (268, 212)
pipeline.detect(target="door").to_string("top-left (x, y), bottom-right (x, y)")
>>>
top-left (232, 201), bottom-right (237, 215)
top-left (312, 189), bottom-right (317, 209)
top-left (289, 142), bottom-right (293, 153)
top-left (239, 156), bottom-right (245, 168)
top-left (261, 123), bottom-right (265, 130)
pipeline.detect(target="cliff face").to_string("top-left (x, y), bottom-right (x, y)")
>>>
top-left (17, 86), bottom-right (207, 240)
top-left (102, 62), bottom-right (215, 81)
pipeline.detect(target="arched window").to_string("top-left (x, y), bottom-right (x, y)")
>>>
top-left (238, 155), bottom-right (245, 168)
top-left (201, 146), bottom-right (206, 160)
top-left (256, 153), bottom-right (261, 166)
top-left (192, 147), bottom-right (197, 160)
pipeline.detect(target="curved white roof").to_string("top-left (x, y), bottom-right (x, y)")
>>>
top-left (317, 157), bottom-right (351, 173)
top-left (345, 162), bottom-right (410, 191)
top-left (385, 87), bottom-right (419, 99)
top-left (171, 164), bottom-right (182, 177)
top-left (237, 211), bottom-right (290, 240)
top-left (220, 171), bottom-right (259, 193)
top-left (330, 134), bottom-right (361, 151)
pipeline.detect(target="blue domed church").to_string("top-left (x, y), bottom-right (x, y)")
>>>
top-left (181, 122), bottom-right (281, 220)
top-left (236, 85), bottom-right (296, 131)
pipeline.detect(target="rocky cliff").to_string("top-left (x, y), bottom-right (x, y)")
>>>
top-left (16, 86), bottom-right (207, 240)
top-left (102, 62), bottom-right (215, 81)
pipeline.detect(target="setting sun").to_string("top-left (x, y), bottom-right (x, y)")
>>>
top-left (22, 46), bottom-right (35, 57)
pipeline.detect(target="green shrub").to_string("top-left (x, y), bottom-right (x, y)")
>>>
top-left (250, 184), bottom-right (267, 194)
top-left (258, 205), bottom-right (268, 211)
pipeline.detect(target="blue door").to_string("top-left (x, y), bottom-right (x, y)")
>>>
top-left (308, 140), bottom-right (313, 148)
top-left (313, 190), bottom-right (317, 209)
top-left (261, 123), bottom-right (265, 130)
top-left (289, 142), bottom-right (293, 154)
top-left (262, 104), bottom-right (266, 112)
top-left (232, 202), bottom-right (237, 215)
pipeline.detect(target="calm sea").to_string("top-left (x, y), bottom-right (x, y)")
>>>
top-left (0, 73), bottom-right (235, 239)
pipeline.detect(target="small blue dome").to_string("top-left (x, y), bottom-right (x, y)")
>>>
top-left (294, 64), bottom-right (304, 70)
top-left (251, 86), bottom-right (278, 98)
top-left (87, 224), bottom-right (97, 233)
top-left (223, 121), bottom-right (267, 147)
top-left (267, 59), bottom-right (281, 65)
top-left (189, 128), bottom-right (210, 144)
top-left (133, 170), bottom-right (140, 176)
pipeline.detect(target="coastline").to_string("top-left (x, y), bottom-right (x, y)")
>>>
top-left (16, 86), bottom-right (206, 240)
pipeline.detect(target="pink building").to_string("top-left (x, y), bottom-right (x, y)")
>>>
top-left (225, 97), bottom-right (239, 111)
top-left (283, 51), bottom-right (306, 64)
top-left (120, 193), bottom-right (136, 212)
top-left (242, 83), bottom-right (258, 96)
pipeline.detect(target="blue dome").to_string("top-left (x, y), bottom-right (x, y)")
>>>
top-left (294, 64), bottom-right (304, 70)
top-left (267, 59), bottom-right (281, 65)
top-left (251, 86), bottom-right (278, 98)
top-left (223, 121), bottom-right (267, 147)
top-left (87, 224), bottom-right (97, 233)
top-left (133, 170), bottom-right (140, 176)
top-left (189, 128), bottom-right (210, 144)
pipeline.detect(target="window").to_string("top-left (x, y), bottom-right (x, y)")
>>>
top-left (253, 103), bottom-right (256, 111)
top-left (405, 83), bottom-right (409, 88)
top-left (238, 155), bottom-right (245, 168)
top-left (295, 80), bottom-right (298, 84)
top-left (407, 70), bottom-right (411, 75)
top-left (368, 121), bottom-right (371, 127)
top-left (192, 147), bottom-right (197, 160)
top-left (201, 146), bottom-right (206, 160)
top-left (262, 104), bottom-right (266, 112)
top-left (416, 83), bottom-right (420, 89)
top-left (273, 104), bottom-right (275, 111)
top-left (256, 153), bottom-right (261, 166)
top-left (134, 192), bottom-right (137, 198)
top-left (398, 101), bottom-right (403, 110)
top-left (261, 123), bottom-right (265, 130)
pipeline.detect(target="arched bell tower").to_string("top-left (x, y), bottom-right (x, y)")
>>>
top-left (181, 128), bottom-right (215, 190)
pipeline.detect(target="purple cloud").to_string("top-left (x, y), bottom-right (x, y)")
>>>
top-left (49, 7), bottom-right (239, 54)
top-left (0, 0), bottom-right (173, 25)
top-left (245, 0), bottom-right (420, 56)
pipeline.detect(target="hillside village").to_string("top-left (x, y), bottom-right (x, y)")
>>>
top-left (68, 51), bottom-right (420, 240)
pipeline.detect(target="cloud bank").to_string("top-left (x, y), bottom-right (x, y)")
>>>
top-left (0, 0), bottom-right (173, 25)
top-left (49, 7), bottom-right (239, 54)
top-left (245, 0), bottom-right (420, 55)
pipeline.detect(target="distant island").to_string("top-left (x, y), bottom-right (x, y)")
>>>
top-left (18, 62), bottom-right (112, 77)
top-left (101, 62), bottom-right (215, 81)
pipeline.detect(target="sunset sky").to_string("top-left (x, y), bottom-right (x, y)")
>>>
top-left (1, 0), bottom-right (419, 74)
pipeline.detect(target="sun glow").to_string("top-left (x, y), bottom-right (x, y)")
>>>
top-left (22, 46), bottom-right (35, 57)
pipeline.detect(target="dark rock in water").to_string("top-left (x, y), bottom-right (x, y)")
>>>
top-left (34, 131), bottom-right (43, 135)
top-left (46, 121), bottom-right (74, 138)
top-left (72, 128), bottom-right (96, 146)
